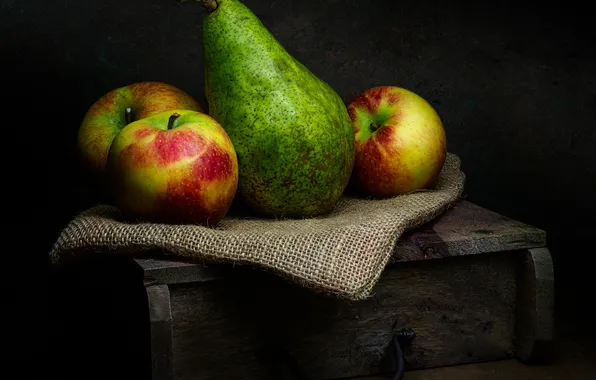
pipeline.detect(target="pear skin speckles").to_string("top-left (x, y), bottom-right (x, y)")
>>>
top-left (202, 0), bottom-right (355, 217)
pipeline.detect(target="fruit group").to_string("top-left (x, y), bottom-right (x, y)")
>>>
top-left (78, 81), bottom-right (203, 176)
top-left (347, 86), bottom-right (447, 198)
top-left (199, 0), bottom-right (355, 217)
top-left (106, 109), bottom-right (238, 226)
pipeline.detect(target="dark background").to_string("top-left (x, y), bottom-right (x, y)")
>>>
top-left (2, 0), bottom-right (594, 377)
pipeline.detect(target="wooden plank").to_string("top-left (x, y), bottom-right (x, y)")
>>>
top-left (134, 200), bottom-right (546, 286)
top-left (514, 247), bottom-right (555, 362)
top-left (393, 201), bottom-right (547, 262)
top-left (146, 282), bottom-right (175, 380)
top-left (139, 257), bottom-right (227, 285)
top-left (168, 252), bottom-right (518, 380)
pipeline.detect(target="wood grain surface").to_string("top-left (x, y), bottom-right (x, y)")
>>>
top-left (168, 252), bottom-right (518, 380)
top-left (393, 200), bottom-right (547, 262)
top-left (514, 247), bottom-right (555, 362)
top-left (146, 282), bottom-right (175, 380)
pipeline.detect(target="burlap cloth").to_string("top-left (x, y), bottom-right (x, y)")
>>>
top-left (50, 153), bottom-right (465, 300)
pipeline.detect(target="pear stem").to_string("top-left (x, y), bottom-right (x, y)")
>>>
top-left (168, 113), bottom-right (181, 130)
top-left (200, 0), bottom-right (218, 12)
top-left (370, 122), bottom-right (380, 132)
top-left (125, 107), bottom-right (133, 125)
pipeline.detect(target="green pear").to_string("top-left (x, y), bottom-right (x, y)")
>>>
top-left (195, 0), bottom-right (355, 218)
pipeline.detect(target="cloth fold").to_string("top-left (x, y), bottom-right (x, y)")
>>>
top-left (50, 153), bottom-right (465, 300)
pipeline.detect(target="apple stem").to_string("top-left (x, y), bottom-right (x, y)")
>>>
top-left (168, 113), bottom-right (181, 130)
top-left (199, 0), bottom-right (218, 12)
top-left (370, 122), bottom-right (380, 132)
top-left (125, 107), bottom-right (133, 125)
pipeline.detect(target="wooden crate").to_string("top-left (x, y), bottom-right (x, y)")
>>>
top-left (134, 200), bottom-right (553, 380)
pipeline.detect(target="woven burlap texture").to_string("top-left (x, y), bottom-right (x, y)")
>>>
top-left (50, 153), bottom-right (465, 300)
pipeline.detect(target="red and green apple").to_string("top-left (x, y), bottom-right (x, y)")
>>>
top-left (347, 86), bottom-right (447, 198)
top-left (77, 81), bottom-right (203, 176)
top-left (106, 109), bottom-right (238, 226)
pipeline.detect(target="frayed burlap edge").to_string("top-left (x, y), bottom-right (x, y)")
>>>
top-left (50, 153), bottom-right (465, 301)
